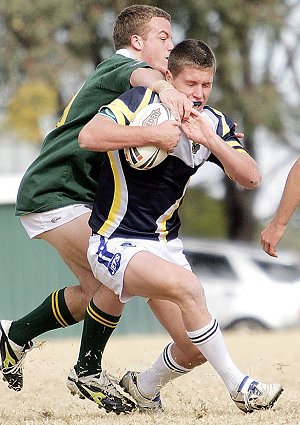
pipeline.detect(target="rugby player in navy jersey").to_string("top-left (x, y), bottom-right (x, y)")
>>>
top-left (74, 39), bottom-right (283, 414)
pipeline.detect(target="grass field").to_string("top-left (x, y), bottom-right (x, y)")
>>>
top-left (1, 329), bottom-right (299, 425)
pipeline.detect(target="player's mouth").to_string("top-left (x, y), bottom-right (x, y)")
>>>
top-left (193, 101), bottom-right (202, 107)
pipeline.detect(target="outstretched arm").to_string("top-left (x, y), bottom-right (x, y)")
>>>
top-left (181, 110), bottom-right (261, 189)
top-left (260, 157), bottom-right (300, 257)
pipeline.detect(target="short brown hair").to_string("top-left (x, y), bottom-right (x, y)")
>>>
top-left (168, 39), bottom-right (216, 77)
top-left (113, 4), bottom-right (171, 50)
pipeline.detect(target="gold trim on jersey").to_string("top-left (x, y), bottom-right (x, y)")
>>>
top-left (109, 100), bottom-right (129, 124)
top-left (98, 151), bottom-right (128, 236)
top-left (209, 106), bottom-right (230, 135)
top-left (156, 180), bottom-right (190, 242)
top-left (108, 88), bottom-right (154, 124)
top-left (56, 85), bottom-right (83, 127)
top-left (134, 88), bottom-right (153, 114)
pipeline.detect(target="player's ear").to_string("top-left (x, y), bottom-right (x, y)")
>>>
top-left (131, 34), bottom-right (143, 51)
top-left (165, 70), bottom-right (173, 83)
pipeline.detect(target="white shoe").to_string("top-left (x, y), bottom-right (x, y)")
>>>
top-left (231, 377), bottom-right (283, 413)
top-left (67, 367), bottom-right (137, 414)
top-left (120, 371), bottom-right (163, 413)
top-left (0, 320), bottom-right (33, 391)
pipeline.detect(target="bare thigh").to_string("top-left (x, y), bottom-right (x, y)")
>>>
top-left (39, 213), bottom-right (123, 319)
top-left (124, 251), bottom-right (210, 330)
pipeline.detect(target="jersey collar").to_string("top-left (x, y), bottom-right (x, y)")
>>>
top-left (115, 49), bottom-right (137, 60)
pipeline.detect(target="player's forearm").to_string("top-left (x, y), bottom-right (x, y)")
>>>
top-left (78, 116), bottom-right (155, 152)
top-left (130, 68), bottom-right (166, 90)
top-left (271, 157), bottom-right (300, 226)
top-left (209, 135), bottom-right (261, 189)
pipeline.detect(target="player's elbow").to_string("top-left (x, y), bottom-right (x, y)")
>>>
top-left (243, 170), bottom-right (262, 189)
top-left (249, 168), bottom-right (262, 189)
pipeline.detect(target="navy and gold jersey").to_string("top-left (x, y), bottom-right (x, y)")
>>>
top-left (89, 87), bottom-right (247, 242)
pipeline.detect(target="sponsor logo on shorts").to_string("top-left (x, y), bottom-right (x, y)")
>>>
top-left (50, 216), bottom-right (62, 223)
top-left (121, 242), bottom-right (136, 248)
top-left (108, 253), bottom-right (121, 275)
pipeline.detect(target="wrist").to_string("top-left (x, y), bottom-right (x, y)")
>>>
top-left (152, 80), bottom-right (174, 94)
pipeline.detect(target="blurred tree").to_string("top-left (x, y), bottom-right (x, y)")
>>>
top-left (5, 80), bottom-right (58, 143)
top-left (179, 187), bottom-right (227, 239)
top-left (174, 0), bottom-right (300, 240)
top-left (0, 0), bottom-right (109, 138)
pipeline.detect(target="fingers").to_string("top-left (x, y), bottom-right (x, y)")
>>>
top-left (260, 232), bottom-right (278, 258)
top-left (159, 89), bottom-right (193, 121)
top-left (235, 132), bottom-right (244, 139)
top-left (189, 108), bottom-right (201, 117)
top-left (181, 99), bottom-right (193, 121)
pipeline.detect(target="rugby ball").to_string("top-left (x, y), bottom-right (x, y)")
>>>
top-left (124, 103), bottom-right (174, 170)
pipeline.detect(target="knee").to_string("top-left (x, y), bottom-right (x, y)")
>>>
top-left (173, 272), bottom-right (205, 308)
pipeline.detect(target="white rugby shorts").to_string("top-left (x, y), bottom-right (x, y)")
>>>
top-left (20, 204), bottom-right (93, 239)
top-left (88, 235), bottom-right (191, 303)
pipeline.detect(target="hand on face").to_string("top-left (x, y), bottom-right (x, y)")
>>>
top-left (159, 88), bottom-right (193, 122)
top-left (181, 110), bottom-right (215, 147)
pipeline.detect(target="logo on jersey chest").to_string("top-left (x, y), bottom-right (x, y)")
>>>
top-left (192, 142), bottom-right (201, 154)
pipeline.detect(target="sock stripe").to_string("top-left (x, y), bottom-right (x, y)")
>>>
top-left (87, 303), bottom-right (118, 329)
top-left (163, 343), bottom-right (187, 374)
top-left (188, 318), bottom-right (219, 345)
top-left (51, 291), bottom-right (68, 327)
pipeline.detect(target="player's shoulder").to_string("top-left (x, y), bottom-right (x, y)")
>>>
top-left (119, 86), bottom-right (156, 109)
top-left (204, 105), bottom-right (227, 119)
top-left (204, 105), bottom-right (234, 127)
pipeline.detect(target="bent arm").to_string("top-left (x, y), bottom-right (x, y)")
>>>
top-left (130, 68), bottom-right (164, 89)
top-left (181, 112), bottom-right (261, 189)
top-left (209, 140), bottom-right (261, 189)
top-left (260, 157), bottom-right (300, 257)
top-left (78, 115), bottom-right (181, 153)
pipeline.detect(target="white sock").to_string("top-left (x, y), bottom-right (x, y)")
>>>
top-left (187, 318), bottom-right (248, 395)
top-left (137, 343), bottom-right (192, 398)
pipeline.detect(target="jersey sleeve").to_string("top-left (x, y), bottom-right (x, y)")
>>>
top-left (98, 59), bottom-right (151, 94)
top-left (206, 107), bottom-right (249, 169)
top-left (98, 87), bottom-right (157, 125)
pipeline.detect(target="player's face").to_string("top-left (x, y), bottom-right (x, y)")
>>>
top-left (139, 17), bottom-right (173, 74)
top-left (166, 67), bottom-right (214, 110)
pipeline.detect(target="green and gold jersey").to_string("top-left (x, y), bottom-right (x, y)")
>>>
top-left (16, 53), bottom-right (150, 215)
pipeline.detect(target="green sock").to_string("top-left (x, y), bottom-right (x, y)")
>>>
top-left (9, 288), bottom-right (77, 346)
top-left (76, 299), bottom-right (120, 377)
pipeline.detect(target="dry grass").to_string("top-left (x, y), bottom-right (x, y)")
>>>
top-left (1, 329), bottom-right (299, 425)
